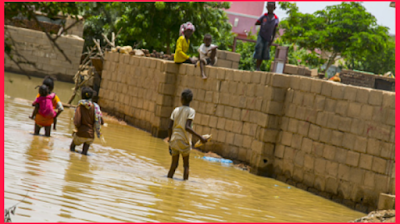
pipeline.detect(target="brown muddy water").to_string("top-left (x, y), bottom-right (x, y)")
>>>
top-left (4, 72), bottom-right (365, 222)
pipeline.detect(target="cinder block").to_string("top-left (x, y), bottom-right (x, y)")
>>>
top-left (377, 193), bottom-right (395, 210)
top-left (342, 133), bottom-right (356, 150)
top-left (347, 102), bottom-right (362, 118)
top-left (321, 81), bottom-right (333, 97)
top-left (337, 117), bottom-right (352, 132)
top-left (283, 64), bottom-right (298, 75)
top-left (225, 51), bottom-right (241, 62)
top-left (281, 131), bottom-right (293, 146)
top-left (232, 62), bottom-right (239, 69)
top-left (385, 108), bottom-right (395, 126)
top-left (330, 130), bottom-right (343, 147)
top-left (304, 155), bottom-right (315, 171)
top-left (308, 124), bottom-right (320, 141)
top-left (372, 156), bottom-right (387, 174)
top-left (299, 77), bottom-right (312, 92)
top-left (252, 71), bottom-right (262, 83)
top-left (346, 151), bottom-right (360, 167)
top-left (217, 59), bottom-right (233, 68)
top-left (359, 153), bottom-right (373, 170)
top-left (338, 164), bottom-right (351, 181)
top-left (382, 92), bottom-right (395, 109)
top-left (374, 174), bottom-right (389, 193)
top-left (355, 88), bottom-right (370, 104)
top-left (310, 79), bottom-right (323, 94)
top-left (233, 70), bottom-right (243, 82)
top-left (251, 140), bottom-right (264, 154)
top-left (271, 74), bottom-right (290, 88)
top-left (274, 144), bottom-right (285, 158)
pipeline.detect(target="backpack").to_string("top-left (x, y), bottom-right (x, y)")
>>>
top-left (37, 93), bottom-right (56, 118)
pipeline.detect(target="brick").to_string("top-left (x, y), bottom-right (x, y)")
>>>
top-left (301, 138), bottom-right (313, 154)
top-left (314, 176), bottom-right (326, 191)
top-left (324, 98), bottom-right (337, 113)
top-left (217, 130), bottom-right (227, 142)
top-left (353, 136), bottom-right (367, 153)
top-left (271, 74), bottom-right (290, 88)
top-left (303, 172), bottom-right (315, 186)
top-left (298, 121), bottom-right (310, 136)
top-left (359, 104), bottom-right (374, 121)
top-left (326, 114), bottom-right (340, 130)
top-left (233, 134), bottom-right (244, 147)
top-left (355, 88), bottom-right (370, 104)
top-left (233, 70), bottom-right (243, 81)
top-left (385, 108), bottom-right (395, 126)
top-left (374, 174), bottom-right (389, 193)
top-left (335, 148), bottom-right (348, 164)
top-left (293, 91), bottom-right (304, 105)
top-left (380, 142), bottom-right (395, 160)
top-left (284, 147), bottom-right (295, 161)
top-left (323, 145), bottom-right (336, 160)
top-left (382, 92), bottom-right (395, 109)
top-left (330, 130), bottom-right (343, 147)
top-left (314, 158), bottom-right (327, 175)
top-left (338, 164), bottom-right (351, 181)
top-left (346, 151), bottom-right (360, 167)
top-left (275, 144), bottom-right (285, 158)
top-left (347, 102), bottom-right (362, 118)
top-left (314, 95), bottom-right (325, 112)
top-left (331, 83), bottom-right (346, 99)
top-left (344, 86), bottom-right (357, 101)
top-left (310, 79), bottom-right (323, 94)
top-left (319, 128), bottom-right (332, 144)
top-left (308, 124), bottom-right (320, 141)
top-left (225, 119), bottom-right (234, 132)
top-left (349, 167), bottom-right (364, 184)
top-left (242, 135), bottom-right (253, 148)
top-left (350, 119), bottom-right (365, 135)
top-left (295, 106), bottom-right (306, 120)
top-left (359, 154), bottom-right (373, 170)
top-left (321, 81), bottom-right (333, 97)
top-left (336, 117), bottom-right (352, 133)
top-left (326, 177), bottom-right (338, 194)
top-left (326, 161), bottom-right (339, 177)
top-left (342, 133), bottom-right (356, 150)
top-left (363, 171), bottom-right (375, 188)
top-left (291, 133), bottom-right (303, 149)
top-left (281, 131), bottom-right (293, 146)
top-left (263, 129), bottom-right (279, 143)
top-left (288, 118), bottom-right (299, 133)
top-left (368, 89), bottom-right (383, 106)
top-left (290, 76), bottom-right (301, 90)
top-left (372, 156), bottom-right (387, 174)
top-left (312, 141), bottom-right (324, 157)
top-left (366, 138), bottom-right (381, 156)
top-left (217, 117), bottom-right (226, 130)
top-left (299, 78), bottom-right (312, 92)
top-left (225, 132), bottom-right (235, 144)
top-left (251, 140), bottom-right (263, 154)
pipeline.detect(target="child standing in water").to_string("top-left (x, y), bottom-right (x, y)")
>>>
top-left (30, 85), bottom-right (57, 127)
top-left (167, 89), bottom-right (208, 180)
top-left (70, 87), bottom-right (104, 155)
top-left (174, 22), bottom-right (197, 65)
top-left (31, 76), bottom-right (64, 136)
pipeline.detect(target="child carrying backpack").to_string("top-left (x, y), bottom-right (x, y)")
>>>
top-left (30, 85), bottom-right (57, 136)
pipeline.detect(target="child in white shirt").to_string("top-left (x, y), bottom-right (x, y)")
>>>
top-left (197, 34), bottom-right (218, 79)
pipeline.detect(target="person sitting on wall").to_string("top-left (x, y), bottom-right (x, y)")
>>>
top-left (197, 34), bottom-right (218, 79)
top-left (174, 22), bottom-right (197, 65)
top-left (253, 2), bottom-right (279, 71)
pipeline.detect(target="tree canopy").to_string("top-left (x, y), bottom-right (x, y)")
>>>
top-left (278, 2), bottom-right (391, 73)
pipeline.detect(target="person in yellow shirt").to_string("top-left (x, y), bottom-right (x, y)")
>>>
top-left (174, 22), bottom-right (197, 65)
top-left (32, 76), bottom-right (64, 136)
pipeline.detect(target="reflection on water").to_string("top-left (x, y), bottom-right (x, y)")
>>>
top-left (4, 72), bottom-right (365, 222)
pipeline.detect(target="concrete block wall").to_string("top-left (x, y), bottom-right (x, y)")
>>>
top-left (4, 25), bottom-right (84, 82)
top-left (216, 50), bottom-right (241, 70)
top-left (272, 76), bottom-right (395, 212)
top-left (98, 52), bottom-right (395, 212)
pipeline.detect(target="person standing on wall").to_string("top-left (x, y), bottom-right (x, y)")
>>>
top-left (253, 2), bottom-right (279, 71)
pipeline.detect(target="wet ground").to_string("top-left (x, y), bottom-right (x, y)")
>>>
top-left (4, 72), bottom-right (366, 222)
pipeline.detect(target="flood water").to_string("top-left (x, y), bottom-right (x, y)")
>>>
top-left (4, 72), bottom-right (365, 222)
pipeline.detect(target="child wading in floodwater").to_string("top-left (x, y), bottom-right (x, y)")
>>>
top-left (70, 87), bottom-right (104, 155)
top-left (167, 89), bottom-right (208, 180)
top-left (174, 22), bottom-right (197, 65)
top-left (31, 76), bottom-right (64, 136)
top-left (197, 34), bottom-right (218, 79)
top-left (30, 85), bottom-right (57, 136)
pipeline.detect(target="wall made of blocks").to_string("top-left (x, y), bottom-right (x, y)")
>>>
top-left (5, 25), bottom-right (84, 82)
top-left (216, 50), bottom-right (241, 70)
top-left (98, 52), bottom-right (395, 212)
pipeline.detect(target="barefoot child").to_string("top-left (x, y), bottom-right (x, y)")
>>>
top-left (174, 22), bottom-right (197, 65)
top-left (30, 85), bottom-right (57, 135)
top-left (198, 34), bottom-right (218, 79)
top-left (167, 89), bottom-right (208, 180)
top-left (70, 87), bottom-right (104, 155)
top-left (32, 76), bottom-right (64, 136)
top-left (254, 2), bottom-right (279, 71)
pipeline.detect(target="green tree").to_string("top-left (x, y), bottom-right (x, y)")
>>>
top-left (345, 37), bottom-right (395, 76)
top-left (278, 2), bottom-right (390, 73)
top-left (112, 2), bottom-right (233, 54)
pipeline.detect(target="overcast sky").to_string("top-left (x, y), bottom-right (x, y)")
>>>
top-left (263, 2), bottom-right (396, 35)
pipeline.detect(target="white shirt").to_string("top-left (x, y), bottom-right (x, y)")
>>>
top-left (170, 106), bottom-right (196, 146)
top-left (198, 43), bottom-right (217, 59)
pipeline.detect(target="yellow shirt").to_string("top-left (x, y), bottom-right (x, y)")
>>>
top-left (174, 36), bottom-right (190, 63)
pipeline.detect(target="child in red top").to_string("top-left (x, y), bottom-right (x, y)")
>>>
top-left (30, 85), bottom-right (57, 120)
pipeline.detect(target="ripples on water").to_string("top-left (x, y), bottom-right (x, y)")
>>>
top-left (4, 73), bottom-right (365, 222)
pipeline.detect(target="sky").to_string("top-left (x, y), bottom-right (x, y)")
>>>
top-left (263, 2), bottom-right (396, 35)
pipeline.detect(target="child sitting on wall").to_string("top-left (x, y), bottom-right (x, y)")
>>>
top-left (174, 22), bottom-right (197, 65)
top-left (70, 87), bottom-right (104, 155)
top-left (197, 34), bottom-right (218, 79)
top-left (167, 89), bottom-right (208, 180)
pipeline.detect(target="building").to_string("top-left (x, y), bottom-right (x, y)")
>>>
top-left (224, 2), bottom-right (265, 38)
